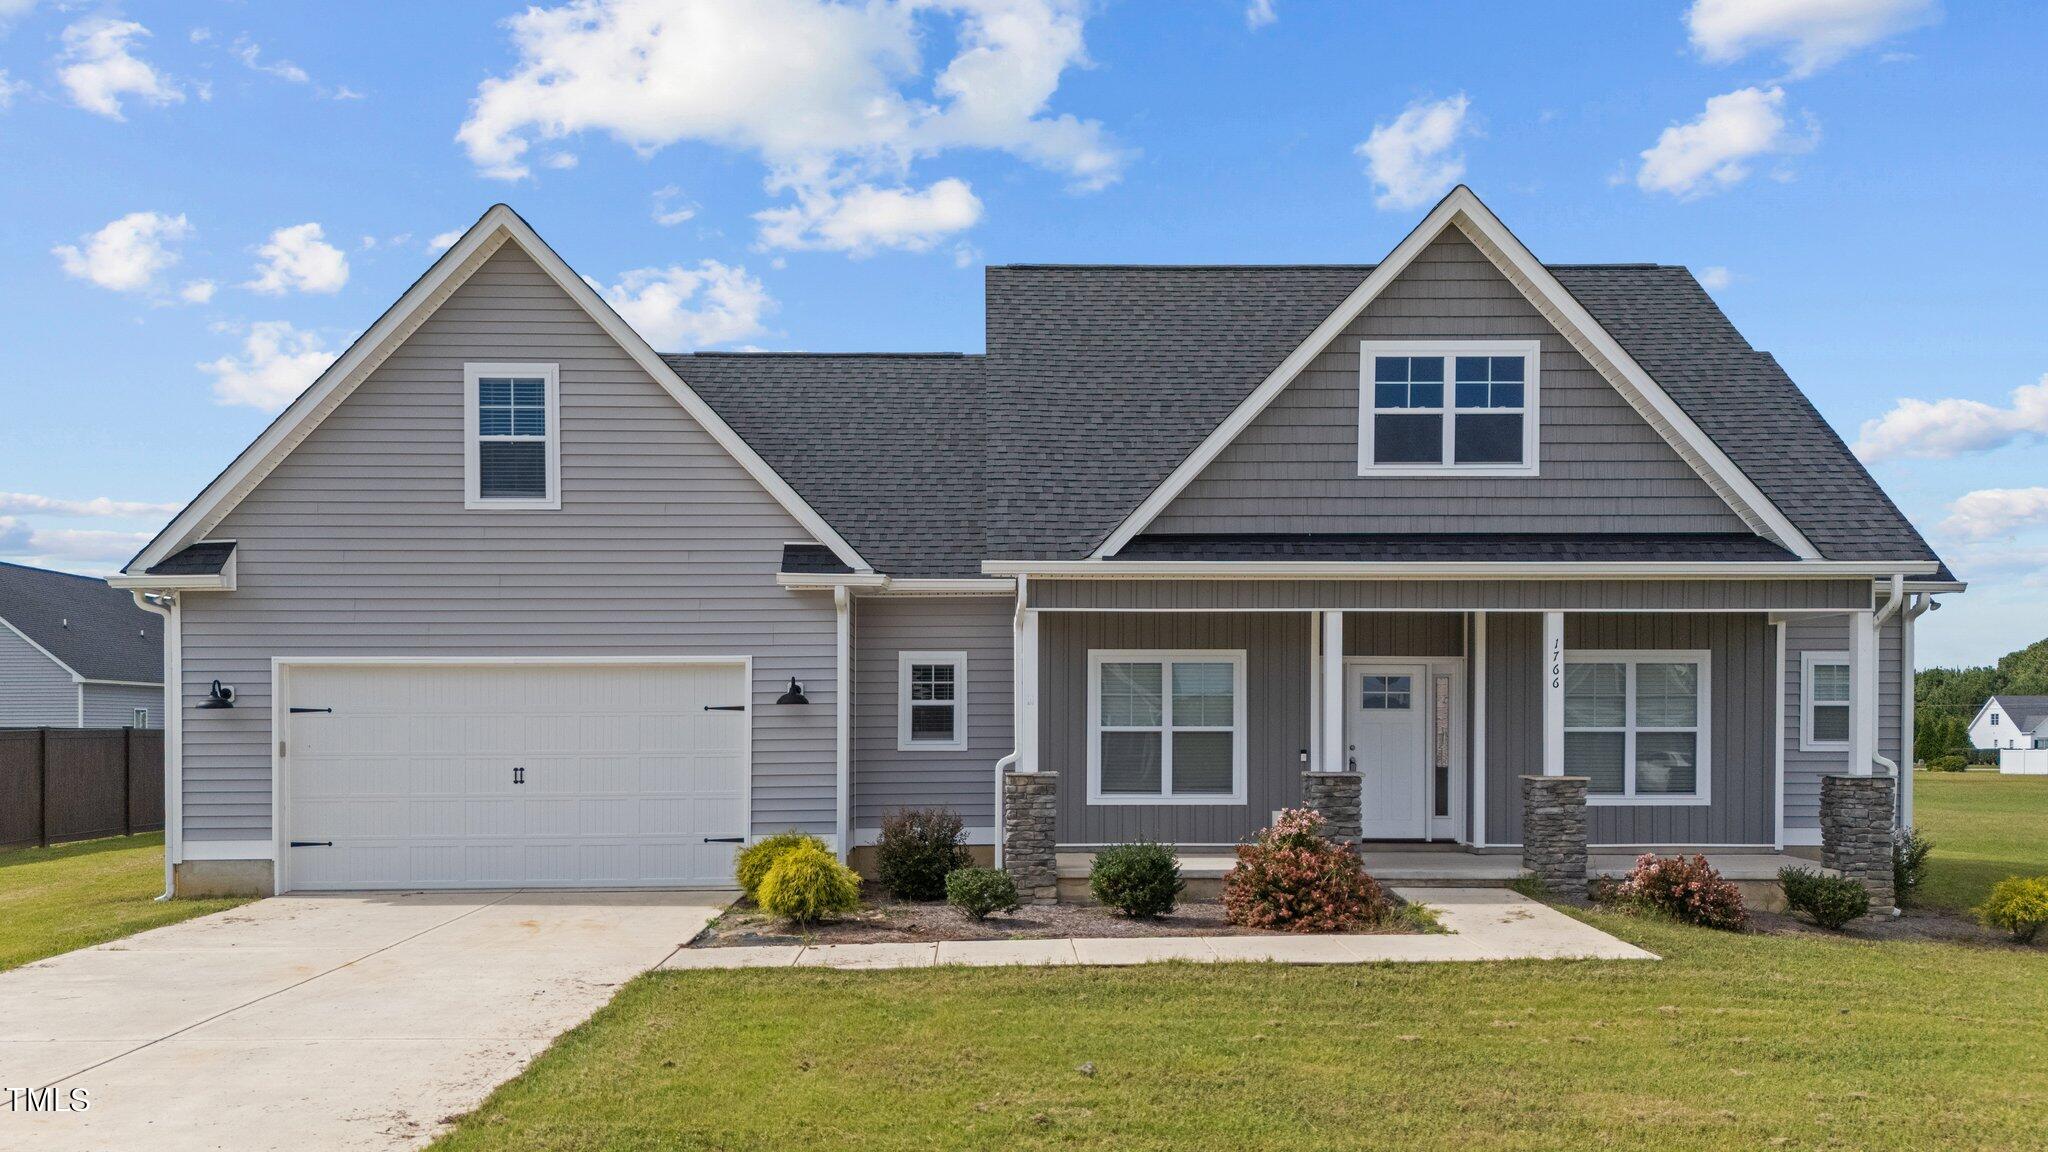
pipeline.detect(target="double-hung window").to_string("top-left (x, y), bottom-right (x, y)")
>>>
top-left (1800, 651), bottom-right (1851, 751)
top-left (898, 651), bottom-right (967, 751)
top-left (1563, 650), bottom-right (1711, 805)
top-left (1088, 651), bottom-right (1246, 804)
top-left (1359, 340), bottom-right (1539, 475)
top-left (464, 362), bottom-right (561, 509)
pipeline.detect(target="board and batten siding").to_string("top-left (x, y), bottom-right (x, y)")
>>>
top-left (1032, 578), bottom-right (1870, 613)
top-left (0, 623), bottom-right (76, 726)
top-left (1781, 613), bottom-right (1904, 831)
top-left (1149, 230), bottom-right (1752, 536)
top-left (851, 595), bottom-right (1012, 835)
top-left (1484, 612), bottom-right (1776, 846)
top-left (179, 244), bottom-right (839, 843)
top-left (83, 682), bottom-right (162, 729)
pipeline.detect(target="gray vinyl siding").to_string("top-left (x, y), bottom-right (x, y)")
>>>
top-left (1150, 230), bottom-right (1751, 536)
top-left (851, 595), bottom-right (1012, 834)
top-left (1486, 613), bottom-right (1775, 846)
top-left (83, 682), bottom-right (162, 729)
top-left (1782, 613), bottom-right (1904, 830)
top-left (179, 243), bottom-right (837, 843)
top-left (1042, 612), bottom-right (1308, 846)
top-left (1032, 578), bottom-right (1871, 613)
top-left (0, 623), bottom-right (76, 726)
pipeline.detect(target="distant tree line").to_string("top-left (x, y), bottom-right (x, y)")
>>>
top-left (1915, 637), bottom-right (2048, 762)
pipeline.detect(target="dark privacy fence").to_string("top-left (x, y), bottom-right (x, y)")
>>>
top-left (0, 728), bottom-right (163, 850)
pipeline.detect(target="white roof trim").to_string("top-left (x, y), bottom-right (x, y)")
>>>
top-left (0, 614), bottom-right (82, 680)
top-left (125, 205), bottom-right (871, 576)
top-left (984, 559), bottom-right (1933, 579)
top-left (1091, 186), bottom-right (1821, 561)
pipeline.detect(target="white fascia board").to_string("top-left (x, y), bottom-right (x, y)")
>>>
top-left (1091, 185), bottom-right (1819, 560)
top-left (125, 205), bottom-right (872, 577)
top-left (107, 570), bottom-right (233, 592)
top-left (982, 559), bottom-right (1938, 579)
top-left (876, 578), bottom-right (1017, 595)
top-left (0, 614), bottom-right (81, 680)
top-left (775, 572), bottom-right (891, 590)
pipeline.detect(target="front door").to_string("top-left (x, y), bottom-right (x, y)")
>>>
top-left (1348, 663), bottom-right (1428, 840)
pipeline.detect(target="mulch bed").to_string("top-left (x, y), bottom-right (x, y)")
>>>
top-left (1746, 906), bottom-right (2038, 949)
top-left (691, 885), bottom-right (1433, 948)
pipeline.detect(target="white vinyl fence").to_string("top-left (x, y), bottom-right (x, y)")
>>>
top-left (1999, 748), bottom-right (2048, 775)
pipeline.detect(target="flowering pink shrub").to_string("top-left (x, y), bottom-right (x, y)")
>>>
top-left (1222, 808), bottom-right (1391, 932)
top-left (1604, 853), bottom-right (1749, 931)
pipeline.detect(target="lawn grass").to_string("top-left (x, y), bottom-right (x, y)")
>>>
top-left (0, 833), bottom-right (246, 972)
top-left (436, 911), bottom-right (2047, 1151)
top-left (1911, 771), bottom-right (2048, 912)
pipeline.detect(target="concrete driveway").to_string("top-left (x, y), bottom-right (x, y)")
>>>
top-left (0, 890), bottom-right (724, 1152)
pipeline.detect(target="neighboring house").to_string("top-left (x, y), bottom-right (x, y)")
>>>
top-left (112, 188), bottom-right (1959, 898)
top-left (0, 561), bottom-right (163, 729)
top-left (1969, 695), bottom-right (2048, 750)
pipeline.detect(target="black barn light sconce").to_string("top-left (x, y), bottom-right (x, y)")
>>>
top-left (775, 677), bottom-right (809, 705)
top-left (198, 680), bottom-right (237, 709)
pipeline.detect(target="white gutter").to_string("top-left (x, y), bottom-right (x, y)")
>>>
top-left (129, 590), bottom-right (179, 902)
top-left (980, 559), bottom-right (1940, 579)
top-left (774, 573), bottom-right (1015, 594)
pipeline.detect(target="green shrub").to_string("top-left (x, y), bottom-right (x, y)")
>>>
top-left (1089, 842), bottom-right (1184, 918)
top-left (1222, 808), bottom-right (1391, 932)
top-left (1893, 827), bottom-right (1934, 904)
top-left (1976, 876), bottom-right (2048, 944)
top-left (1599, 853), bottom-right (1748, 931)
top-left (875, 807), bottom-right (972, 901)
top-left (1925, 753), bottom-right (1969, 773)
top-left (1779, 866), bottom-right (1870, 930)
top-left (756, 843), bottom-right (863, 924)
top-left (735, 831), bottom-right (829, 900)
top-left (945, 867), bottom-right (1021, 920)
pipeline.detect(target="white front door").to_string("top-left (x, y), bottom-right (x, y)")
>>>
top-left (1348, 662), bottom-right (1428, 840)
top-left (282, 661), bottom-right (749, 891)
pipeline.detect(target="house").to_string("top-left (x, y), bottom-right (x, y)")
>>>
top-left (0, 561), bottom-right (163, 728)
top-left (1970, 695), bottom-right (2048, 750)
top-left (111, 187), bottom-right (1959, 899)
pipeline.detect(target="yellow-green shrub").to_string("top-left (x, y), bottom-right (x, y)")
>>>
top-left (734, 831), bottom-right (827, 900)
top-left (1976, 876), bottom-right (2048, 944)
top-left (757, 843), bottom-right (862, 924)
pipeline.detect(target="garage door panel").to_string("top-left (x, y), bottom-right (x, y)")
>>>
top-left (285, 662), bottom-right (749, 890)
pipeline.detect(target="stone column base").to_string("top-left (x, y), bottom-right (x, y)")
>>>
top-left (1521, 775), bottom-right (1588, 898)
top-left (1003, 771), bottom-right (1059, 904)
top-left (1300, 772), bottom-right (1362, 841)
top-left (1821, 775), bottom-right (1896, 915)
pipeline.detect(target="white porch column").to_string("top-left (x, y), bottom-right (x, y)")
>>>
top-left (1471, 611), bottom-right (1488, 848)
top-left (1542, 610), bottom-right (1565, 776)
top-left (1320, 609), bottom-right (1345, 773)
top-left (1849, 608), bottom-right (1877, 775)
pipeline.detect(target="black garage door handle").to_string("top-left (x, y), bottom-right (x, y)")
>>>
top-left (703, 837), bottom-right (743, 844)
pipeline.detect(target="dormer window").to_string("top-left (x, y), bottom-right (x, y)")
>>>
top-left (464, 362), bottom-right (561, 510)
top-left (1358, 340), bottom-right (1540, 476)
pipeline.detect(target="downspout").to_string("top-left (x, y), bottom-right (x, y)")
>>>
top-left (1870, 575), bottom-right (1906, 777)
top-left (834, 585), bottom-right (852, 862)
top-left (994, 575), bottom-right (1028, 869)
top-left (131, 590), bottom-right (178, 901)
top-left (1901, 591), bottom-right (1937, 827)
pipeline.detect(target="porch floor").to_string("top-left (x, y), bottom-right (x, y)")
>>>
top-left (1054, 849), bottom-right (1817, 886)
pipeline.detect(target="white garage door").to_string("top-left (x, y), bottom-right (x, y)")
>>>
top-left (283, 661), bottom-right (749, 891)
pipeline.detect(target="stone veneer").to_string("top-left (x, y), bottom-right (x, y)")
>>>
top-left (1521, 775), bottom-right (1589, 898)
top-left (1002, 770), bottom-right (1059, 904)
top-left (1820, 775), bottom-right (1896, 915)
top-left (1300, 772), bottom-right (1363, 841)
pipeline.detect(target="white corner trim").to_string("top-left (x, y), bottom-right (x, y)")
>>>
top-left (1090, 185), bottom-right (1819, 560)
top-left (125, 205), bottom-right (872, 576)
top-left (897, 650), bottom-right (969, 752)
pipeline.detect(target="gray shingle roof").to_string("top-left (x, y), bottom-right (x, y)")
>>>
top-left (147, 540), bottom-right (235, 576)
top-left (1991, 696), bottom-right (2048, 733)
top-left (0, 561), bottom-right (162, 683)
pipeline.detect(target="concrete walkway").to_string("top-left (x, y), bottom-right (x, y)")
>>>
top-left (661, 887), bottom-right (1655, 971)
top-left (0, 890), bottom-right (723, 1152)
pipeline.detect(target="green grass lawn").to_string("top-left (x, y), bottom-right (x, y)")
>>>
top-left (436, 911), bottom-right (2047, 1152)
top-left (1911, 771), bottom-right (2048, 912)
top-left (0, 833), bottom-right (247, 972)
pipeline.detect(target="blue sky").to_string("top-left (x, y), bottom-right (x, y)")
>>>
top-left (0, 0), bottom-right (2042, 668)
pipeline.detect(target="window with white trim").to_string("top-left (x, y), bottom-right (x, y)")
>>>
top-left (1800, 651), bottom-right (1851, 751)
top-left (898, 652), bottom-right (967, 751)
top-left (464, 363), bottom-right (561, 509)
top-left (1088, 651), bottom-right (1246, 804)
top-left (1359, 340), bottom-right (1540, 475)
top-left (1563, 650), bottom-right (1710, 804)
top-left (132, 707), bottom-right (148, 728)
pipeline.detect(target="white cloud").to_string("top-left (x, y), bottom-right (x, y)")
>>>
top-left (1854, 376), bottom-right (2048, 462)
top-left (233, 36), bottom-right (310, 84)
top-left (0, 69), bottom-right (24, 108)
top-left (1245, 0), bottom-right (1276, 29)
top-left (1697, 265), bottom-right (1734, 290)
top-left (179, 279), bottom-right (216, 304)
top-left (245, 223), bottom-right (349, 294)
top-left (542, 150), bottom-right (578, 169)
top-left (0, 492), bottom-right (180, 517)
top-left (1355, 94), bottom-right (1471, 211)
top-left (754, 177), bottom-right (983, 255)
top-left (53, 211), bottom-right (191, 293)
top-left (457, 0), bottom-right (1123, 251)
top-left (428, 229), bottom-right (464, 252)
top-left (1636, 86), bottom-right (1815, 198)
top-left (0, 518), bottom-right (154, 567)
top-left (199, 321), bottom-right (337, 410)
top-left (651, 185), bottom-right (697, 226)
top-left (1687, 0), bottom-right (1938, 78)
top-left (594, 261), bottom-right (774, 349)
top-left (1940, 488), bottom-right (2048, 542)
top-left (57, 18), bottom-right (182, 120)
